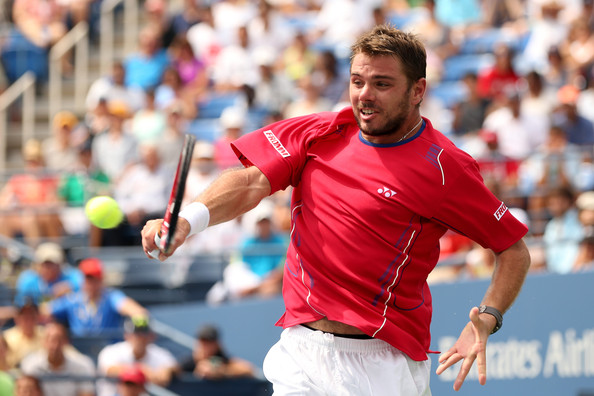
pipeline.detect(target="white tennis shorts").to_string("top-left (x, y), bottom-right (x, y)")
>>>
top-left (263, 325), bottom-right (432, 396)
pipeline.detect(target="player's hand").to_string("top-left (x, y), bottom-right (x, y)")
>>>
top-left (141, 218), bottom-right (190, 261)
top-left (435, 306), bottom-right (495, 391)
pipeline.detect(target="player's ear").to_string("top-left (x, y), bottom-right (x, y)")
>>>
top-left (411, 78), bottom-right (426, 107)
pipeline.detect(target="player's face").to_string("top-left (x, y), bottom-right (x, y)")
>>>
top-left (350, 53), bottom-right (425, 144)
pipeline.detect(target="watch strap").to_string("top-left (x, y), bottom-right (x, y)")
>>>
top-left (479, 305), bottom-right (503, 334)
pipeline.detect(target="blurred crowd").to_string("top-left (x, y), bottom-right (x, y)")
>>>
top-left (0, 242), bottom-right (257, 395)
top-left (1, 0), bottom-right (594, 392)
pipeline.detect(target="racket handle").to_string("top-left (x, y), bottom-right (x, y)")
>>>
top-left (148, 233), bottom-right (162, 259)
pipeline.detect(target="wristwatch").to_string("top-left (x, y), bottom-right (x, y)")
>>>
top-left (478, 305), bottom-right (503, 334)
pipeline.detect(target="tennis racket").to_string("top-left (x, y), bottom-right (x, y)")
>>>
top-left (149, 134), bottom-right (196, 258)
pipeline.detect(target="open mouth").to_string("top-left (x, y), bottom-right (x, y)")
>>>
top-left (360, 108), bottom-right (376, 119)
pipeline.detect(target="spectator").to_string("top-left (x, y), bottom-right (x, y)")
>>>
top-left (124, 24), bottom-right (170, 91)
top-left (186, 4), bottom-right (223, 72)
top-left (57, 137), bottom-right (111, 236)
top-left (91, 100), bottom-right (138, 184)
top-left (11, 0), bottom-right (67, 49)
top-left (0, 139), bottom-right (64, 245)
top-left (97, 317), bottom-right (178, 396)
top-left (47, 258), bottom-right (148, 337)
top-left (520, 71), bottom-right (555, 130)
top-left (280, 31), bottom-right (317, 83)
top-left (116, 365), bottom-right (146, 396)
top-left (170, 0), bottom-right (202, 36)
top-left (561, 17), bottom-right (594, 77)
top-left (85, 62), bottom-right (146, 114)
top-left (42, 111), bottom-right (80, 173)
top-left (154, 66), bottom-right (198, 119)
top-left (573, 226), bottom-right (594, 271)
top-left (311, 50), bottom-right (348, 105)
top-left (184, 142), bottom-right (219, 206)
top-left (142, 0), bottom-right (175, 49)
top-left (0, 334), bottom-right (15, 395)
top-left (21, 321), bottom-right (96, 396)
top-left (553, 84), bottom-right (594, 146)
top-left (312, 0), bottom-right (375, 54)
top-left (157, 104), bottom-right (188, 169)
top-left (517, 125), bottom-right (582, 214)
top-left (207, 202), bottom-right (286, 304)
top-left (482, 90), bottom-right (545, 160)
top-left (106, 143), bottom-right (171, 246)
top-left (522, 2), bottom-right (569, 73)
top-left (542, 45), bottom-right (569, 91)
top-left (451, 73), bottom-right (491, 137)
top-left (214, 106), bottom-right (246, 171)
top-left (236, 205), bottom-right (286, 293)
top-left (14, 375), bottom-right (43, 396)
top-left (211, 25), bottom-right (260, 93)
top-left (247, 0), bottom-right (294, 53)
top-left (434, 0), bottom-right (482, 28)
top-left (16, 242), bottom-right (82, 304)
top-left (252, 48), bottom-right (295, 115)
top-left (167, 36), bottom-right (208, 110)
top-left (4, 297), bottom-right (45, 369)
top-left (180, 324), bottom-right (254, 380)
top-left (131, 89), bottom-right (167, 143)
top-left (284, 75), bottom-right (333, 119)
top-left (211, 0), bottom-right (257, 47)
top-left (577, 68), bottom-right (594, 126)
top-left (477, 43), bottom-right (520, 103)
top-left (542, 186), bottom-right (584, 274)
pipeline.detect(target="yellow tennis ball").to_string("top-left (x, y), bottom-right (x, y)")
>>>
top-left (85, 196), bottom-right (123, 229)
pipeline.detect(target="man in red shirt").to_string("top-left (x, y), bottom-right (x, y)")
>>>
top-left (142, 24), bottom-right (530, 394)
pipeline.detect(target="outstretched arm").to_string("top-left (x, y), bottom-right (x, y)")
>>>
top-left (142, 166), bottom-right (271, 260)
top-left (436, 238), bottom-right (531, 391)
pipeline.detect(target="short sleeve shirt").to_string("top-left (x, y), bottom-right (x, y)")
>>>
top-left (232, 107), bottom-right (528, 361)
top-left (50, 289), bottom-right (127, 336)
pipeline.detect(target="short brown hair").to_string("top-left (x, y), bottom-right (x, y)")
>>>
top-left (350, 24), bottom-right (426, 88)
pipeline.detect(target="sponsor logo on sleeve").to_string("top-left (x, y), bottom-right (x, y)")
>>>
top-left (494, 202), bottom-right (508, 221)
top-left (263, 130), bottom-right (291, 158)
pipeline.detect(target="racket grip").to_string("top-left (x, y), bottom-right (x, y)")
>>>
top-left (148, 233), bottom-right (162, 259)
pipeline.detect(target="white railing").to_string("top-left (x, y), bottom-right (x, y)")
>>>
top-left (100, 0), bottom-right (139, 76)
top-left (0, 72), bottom-right (36, 171)
top-left (48, 21), bottom-right (90, 122)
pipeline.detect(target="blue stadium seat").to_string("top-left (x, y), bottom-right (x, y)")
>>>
top-left (459, 29), bottom-right (532, 55)
top-left (441, 53), bottom-right (494, 82)
top-left (429, 81), bottom-right (468, 108)
top-left (187, 118), bottom-right (222, 143)
top-left (197, 93), bottom-right (243, 119)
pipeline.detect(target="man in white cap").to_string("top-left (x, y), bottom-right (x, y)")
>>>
top-left (15, 242), bottom-right (83, 304)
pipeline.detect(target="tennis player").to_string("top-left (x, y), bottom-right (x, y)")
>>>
top-left (142, 24), bottom-right (531, 395)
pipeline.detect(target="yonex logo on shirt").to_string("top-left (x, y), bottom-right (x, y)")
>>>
top-left (263, 130), bottom-right (291, 158)
top-left (377, 186), bottom-right (397, 198)
top-left (494, 202), bottom-right (508, 221)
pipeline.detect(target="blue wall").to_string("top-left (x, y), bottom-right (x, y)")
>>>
top-left (150, 271), bottom-right (594, 395)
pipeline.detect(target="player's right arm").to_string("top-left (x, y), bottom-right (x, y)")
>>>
top-left (142, 165), bottom-right (271, 261)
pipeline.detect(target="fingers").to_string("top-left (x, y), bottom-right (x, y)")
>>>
top-left (435, 351), bottom-right (462, 375)
top-left (453, 352), bottom-right (477, 391)
top-left (142, 219), bottom-right (163, 259)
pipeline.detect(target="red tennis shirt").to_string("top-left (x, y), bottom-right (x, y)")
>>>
top-left (231, 107), bottom-right (528, 361)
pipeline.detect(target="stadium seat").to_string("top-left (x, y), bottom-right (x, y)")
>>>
top-left (429, 80), bottom-right (468, 108)
top-left (197, 92), bottom-right (243, 119)
top-left (187, 117), bottom-right (222, 143)
top-left (441, 53), bottom-right (495, 82)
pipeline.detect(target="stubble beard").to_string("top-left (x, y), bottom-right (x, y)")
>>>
top-left (355, 96), bottom-right (413, 138)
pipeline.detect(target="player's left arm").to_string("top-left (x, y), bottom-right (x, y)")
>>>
top-left (436, 238), bottom-right (530, 391)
